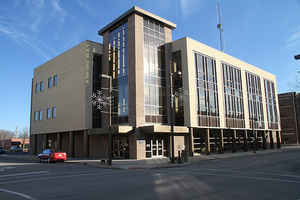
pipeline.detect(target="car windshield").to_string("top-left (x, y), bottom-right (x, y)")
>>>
top-left (42, 149), bottom-right (52, 154)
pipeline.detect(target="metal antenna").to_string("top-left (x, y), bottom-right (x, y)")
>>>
top-left (217, 1), bottom-right (224, 52)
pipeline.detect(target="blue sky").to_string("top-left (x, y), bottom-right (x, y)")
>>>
top-left (0, 0), bottom-right (300, 132)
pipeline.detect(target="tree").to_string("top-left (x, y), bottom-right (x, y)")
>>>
top-left (0, 129), bottom-right (15, 140)
top-left (18, 127), bottom-right (29, 149)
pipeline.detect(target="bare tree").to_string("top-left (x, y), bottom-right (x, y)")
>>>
top-left (18, 127), bottom-right (29, 149)
top-left (0, 129), bottom-right (15, 141)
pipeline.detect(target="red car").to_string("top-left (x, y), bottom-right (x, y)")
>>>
top-left (38, 149), bottom-right (67, 163)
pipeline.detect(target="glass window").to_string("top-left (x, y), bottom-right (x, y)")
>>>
top-left (35, 83), bottom-right (38, 94)
top-left (39, 110), bottom-right (43, 120)
top-left (34, 111), bottom-right (38, 121)
top-left (47, 108), bottom-right (51, 119)
top-left (53, 75), bottom-right (58, 87)
top-left (40, 81), bottom-right (44, 92)
top-left (48, 77), bottom-right (52, 88)
top-left (52, 107), bottom-right (56, 118)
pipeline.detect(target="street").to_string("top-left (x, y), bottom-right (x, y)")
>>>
top-left (1, 150), bottom-right (300, 200)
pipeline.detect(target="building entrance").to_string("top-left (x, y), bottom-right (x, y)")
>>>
top-left (145, 135), bottom-right (168, 158)
top-left (112, 135), bottom-right (129, 159)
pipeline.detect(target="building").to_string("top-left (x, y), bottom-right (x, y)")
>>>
top-left (278, 92), bottom-right (300, 144)
top-left (0, 138), bottom-right (30, 152)
top-left (30, 6), bottom-right (281, 159)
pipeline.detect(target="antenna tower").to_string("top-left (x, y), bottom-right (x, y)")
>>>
top-left (217, 1), bottom-right (224, 52)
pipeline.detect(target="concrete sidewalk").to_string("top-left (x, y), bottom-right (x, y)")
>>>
top-left (67, 145), bottom-right (300, 169)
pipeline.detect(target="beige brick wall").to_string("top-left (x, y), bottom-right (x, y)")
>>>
top-left (171, 37), bottom-right (280, 131)
top-left (31, 41), bottom-right (102, 134)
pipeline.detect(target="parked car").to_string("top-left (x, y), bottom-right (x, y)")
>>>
top-left (0, 147), bottom-right (5, 154)
top-left (10, 145), bottom-right (23, 152)
top-left (38, 149), bottom-right (67, 163)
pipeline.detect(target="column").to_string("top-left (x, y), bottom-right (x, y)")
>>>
top-left (57, 133), bottom-right (61, 151)
top-left (276, 131), bottom-right (281, 149)
top-left (83, 130), bottom-right (89, 158)
top-left (232, 129), bottom-right (236, 153)
top-left (270, 131), bottom-right (274, 149)
top-left (43, 134), bottom-right (47, 149)
top-left (206, 128), bottom-right (210, 155)
top-left (220, 129), bottom-right (224, 153)
top-left (189, 127), bottom-right (194, 156)
top-left (69, 132), bottom-right (74, 157)
top-left (244, 130), bottom-right (248, 152)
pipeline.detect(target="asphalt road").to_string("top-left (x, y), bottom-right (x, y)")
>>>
top-left (1, 150), bottom-right (300, 200)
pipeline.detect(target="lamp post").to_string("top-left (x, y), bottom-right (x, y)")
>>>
top-left (170, 71), bottom-right (182, 164)
top-left (100, 74), bottom-right (112, 166)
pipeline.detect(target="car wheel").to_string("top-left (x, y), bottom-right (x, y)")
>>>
top-left (47, 158), bottom-right (50, 163)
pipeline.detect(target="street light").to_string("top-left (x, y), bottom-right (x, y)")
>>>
top-left (170, 71), bottom-right (182, 164)
top-left (100, 74), bottom-right (112, 166)
top-left (90, 74), bottom-right (112, 166)
top-left (294, 54), bottom-right (300, 60)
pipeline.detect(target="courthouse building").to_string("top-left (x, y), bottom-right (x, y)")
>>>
top-left (30, 6), bottom-right (281, 159)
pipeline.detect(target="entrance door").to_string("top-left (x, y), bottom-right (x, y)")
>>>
top-left (151, 136), bottom-right (163, 157)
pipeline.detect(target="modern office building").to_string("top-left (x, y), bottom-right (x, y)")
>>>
top-left (30, 6), bottom-right (281, 159)
top-left (278, 92), bottom-right (300, 144)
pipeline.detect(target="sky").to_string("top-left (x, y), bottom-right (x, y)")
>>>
top-left (0, 0), bottom-right (300, 132)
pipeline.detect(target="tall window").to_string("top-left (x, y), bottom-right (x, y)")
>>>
top-left (52, 107), bottom-right (56, 118)
top-left (143, 17), bottom-right (166, 124)
top-left (40, 81), bottom-right (44, 92)
top-left (35, 83), bottom-right (38, 94)
top-left (264, 79), bottom-right (278, 129)
top-left (39, 110), bottom-right (43, 120)
top-left (48, 77), bottom-right (52, 88)
top-left (108, 22), bottom-right (128, 124)
top-left (246, 72), bottom-right (264, 129)
top-left (222, 63), bottom-right (244, 128)
top-left (34, 111), bottom-right (39, 121)
top-left (47, 108), bottom-right (51, 119)
top-left (195, 52), bottom-right (219, 127)
top-left (53, 75), bottom-right (58, 87)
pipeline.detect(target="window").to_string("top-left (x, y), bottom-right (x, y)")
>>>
top-left (53, 75), bottom-right (58, 87)
top-left (195, 52), bottom-right (219, 127)
top-left (52, 107), bottom-right (56, 118)
top-left (39, 110), bottom-right (43, 120)
top-left (222, 63), bottom-right (244, 128)
top-left (34, 111), bottom-right (39, 121)
top-left (47, 108), bottom-right (51, 119)
top-left (40, 81), bottom-right (44, 92)
top-left (48, 77), bottom-right (52, 88)
top-left (264, 79), bottom-right (278, 129)
top-left (35, 83), bottom-right (38, 94)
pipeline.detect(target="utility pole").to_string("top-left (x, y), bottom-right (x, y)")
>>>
top-left (217, 1), bottom-right (224, 52)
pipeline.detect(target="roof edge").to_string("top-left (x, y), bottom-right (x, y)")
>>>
top-left (98, 6), bottom-right (176, 35)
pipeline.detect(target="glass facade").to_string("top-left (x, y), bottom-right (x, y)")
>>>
top-left (143, 17), bottom-right (167, 124)
top-left (222, 63), bottom-right (245, 128)
top-left (264, 79), bottom-right (278, 129)
top-left (195, 52), bottom-right (219, 127)
top-left (246, 72), bottom-right (264, 129)
top-left (109, 22), bottom-right (129, 124)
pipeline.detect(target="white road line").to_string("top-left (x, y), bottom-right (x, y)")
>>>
top-left (0, 171), bottom-right (48, 178)
top-left (185, 168), bottom-right (300, 179)
top-left (0, 188), bottom-right (36, 200)
top-left (0, 170), bottom-right (134, 185)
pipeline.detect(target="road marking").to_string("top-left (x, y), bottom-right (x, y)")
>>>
top-left (0, 188), bottom-right (36, 200)
top-left (185, 168), bottom-right (300, 179)
top-left (0, 171), bottom-right (48, 178)
top-left (0, 167), bottom-right (16, 172)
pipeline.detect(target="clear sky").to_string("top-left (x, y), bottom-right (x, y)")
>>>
top-left (0, 0), bottom-right (300, 132)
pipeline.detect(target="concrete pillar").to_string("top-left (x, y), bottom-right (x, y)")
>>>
top-left (232, 129), bottom-right (236, 153)
top-left (69, 132), bottom-right (74, 157)
top-left (276, 131), bottom-right (281, 149)
top-left (83, 130), bottom-right (89, 158)
top-left (244, 130), bottom-right (248, 152)
top-left (43, 134), bottom-right (47, 149)
top-left (220, 129), bottom-right (224, 149)
top-left (57, 133), bottom-right (61, 151)
top-left (269, 131), bottom-right (274, 149)
top-left (188, 127), bottom-right (194, 156)
top-left (206, 128), bottom-right (210, 154)
top-left (262, 131), bottom-right (267, 149)
top-left (30, 134), bottom-right (37, 155)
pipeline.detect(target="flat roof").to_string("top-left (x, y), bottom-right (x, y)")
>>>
top-left (98, 6), bottom-right (176, 35)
